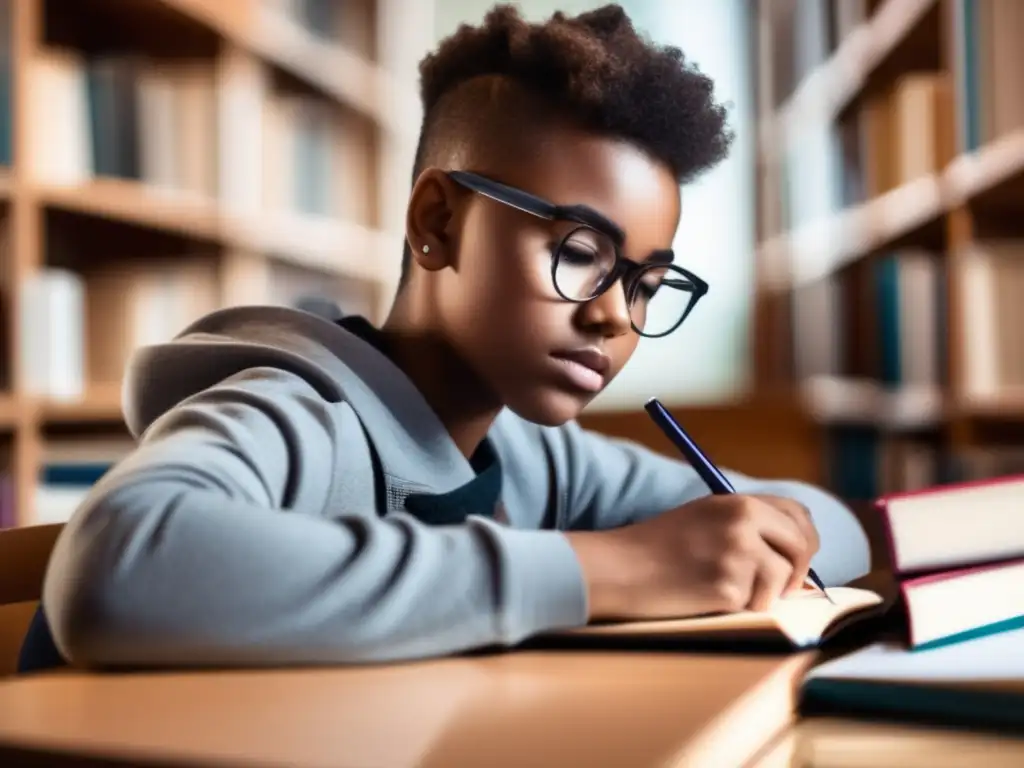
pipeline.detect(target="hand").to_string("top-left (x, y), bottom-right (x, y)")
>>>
top-left (566, 494), bottom-right (820, 621)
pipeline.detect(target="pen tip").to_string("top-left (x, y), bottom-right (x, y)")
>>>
top-left (644, 396), bottom-right (658, 407)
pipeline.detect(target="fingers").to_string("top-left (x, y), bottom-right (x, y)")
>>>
top-left (706, 496), bottom-right (803, 613)
top-left (752, 495), bottom-right (820, 594)
top-left (746, 538), bottom-right (794, 612)
top-left (745, 498), bottom-right (806, 571)
top-left (755, 495), bottom-right (820, 552)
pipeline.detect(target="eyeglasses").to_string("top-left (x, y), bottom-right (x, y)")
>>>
top-left (447, 170), bottom-right (708, 338)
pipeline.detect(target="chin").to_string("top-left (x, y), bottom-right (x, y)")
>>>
top-left (503, 387), bottom-right (595, 427)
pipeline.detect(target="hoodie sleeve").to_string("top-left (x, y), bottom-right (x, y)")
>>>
top-left (549, 420), bottom-right (872, 587)
top-left (42, 366), bottom-right (588, 668)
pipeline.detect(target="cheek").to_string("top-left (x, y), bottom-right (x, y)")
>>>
top-left (460, 212), bottom-right (556, 307)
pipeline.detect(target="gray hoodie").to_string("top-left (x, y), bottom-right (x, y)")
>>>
top-left (41, 306), bottom-right (870, 668)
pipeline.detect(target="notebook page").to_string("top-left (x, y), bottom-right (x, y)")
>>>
top-left (558, 587), bottom-right (882, 645)
top-left (771, 587), bottom-right (885, 645)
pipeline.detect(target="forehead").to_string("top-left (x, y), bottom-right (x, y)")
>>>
top-left (482, 125), bottom-right (681, 257)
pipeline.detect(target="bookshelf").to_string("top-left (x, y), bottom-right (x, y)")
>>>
top-left (0, 0), bottom-right (427, 527)
top-left (754, 0), bottom-right (1024, 522)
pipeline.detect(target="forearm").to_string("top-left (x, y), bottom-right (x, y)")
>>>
top-left (44, 478), bottom-right (588, 667)
top-left (556, 423), bottom-right (871, 586)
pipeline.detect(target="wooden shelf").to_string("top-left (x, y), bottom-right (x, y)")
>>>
top-left (945, 129), bottom-right (1024, 209)
top-left (757, 126), bottom-right (1024, 290)
top-left (31, 178), bottom-right (404, 282)
top-left (0, 396), bottom-right (20, 429)
top-left (38, 389), bottom-right (124, 426)
top-left (0, 391), bottom-right (125, 431)
top-left (955, 392), bottom-right (1024, 421)
top-left (227, 211), bottom-right (402, 283)
top-left (37, 179), bottom-right (223, 242)
top-left (799, 376), bottom-right (945, 430)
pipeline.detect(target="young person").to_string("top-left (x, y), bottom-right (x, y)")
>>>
top-left (28, 4), bottom-right (869, 671)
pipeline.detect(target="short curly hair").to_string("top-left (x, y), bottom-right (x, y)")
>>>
top-left (397, 3), bottom-right (734, 283)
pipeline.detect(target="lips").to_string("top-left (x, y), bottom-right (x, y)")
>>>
top-left (550, 347), bottom-right (611, 393)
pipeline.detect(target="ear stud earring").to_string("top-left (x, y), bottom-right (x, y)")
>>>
top-left (421, 245), bottom-right (430, 254)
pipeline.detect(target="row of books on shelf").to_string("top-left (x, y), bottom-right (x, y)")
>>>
top-left (852, 71), bottom-right (952, 205)
top-left (781, 1), bottom-right (1024, 204)
top-left (779, 0), bottom-right (1024, 229)
top-left (850, 0), bottom-right (1024, 194)
top-left (18, 257), bottom-right (375, 403)
top-left (961, 0), bottom-right (1024, 152)
top-left (773, 0), bottom-right (1024, 152)
top-left (33, 45), bottom-right (366, 220)
top-left (795, 240), bottom-right (1022, 420)
top-left (828, 428), bottom-right (1024, 503)
top-left (36, 50), bottom-right (217, 201)
top-left (783, 65), bottom-right (952, 233)
top-left (794, 248), bottom-right (941, 408)
top-left (0, 436), bottom-right (132, 528)
top-left (767, 0), bottom-right (927, 119)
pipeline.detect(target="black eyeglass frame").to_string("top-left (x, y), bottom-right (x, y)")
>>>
top-left (446, 170), bottom-right (709, 338)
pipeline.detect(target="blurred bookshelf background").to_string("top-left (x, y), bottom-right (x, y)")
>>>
top-left (0, 0), bottom-right (1018, 555)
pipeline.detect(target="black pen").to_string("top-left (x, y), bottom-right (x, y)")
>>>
top-left (644, 397), bottom-right (834, 605)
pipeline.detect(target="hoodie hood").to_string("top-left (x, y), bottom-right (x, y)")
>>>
top-left (121, 305), bottom-right (479, 490)
top-left (122, 306), bottom-right (350, 439)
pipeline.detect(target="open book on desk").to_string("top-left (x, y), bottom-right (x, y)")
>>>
top-left (546, 587), bottom-right (887, 650)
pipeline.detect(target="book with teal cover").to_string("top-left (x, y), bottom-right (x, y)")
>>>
top-left (801, 627), bottom-right (1024, 730)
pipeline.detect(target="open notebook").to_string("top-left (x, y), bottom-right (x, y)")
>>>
top-left (548, 587), bottom-right (886, 649)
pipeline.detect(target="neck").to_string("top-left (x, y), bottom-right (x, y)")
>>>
top-left (382, 298), bottom-right (502, 460)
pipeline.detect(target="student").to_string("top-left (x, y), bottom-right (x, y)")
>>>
top-left (29, 4), bottom-right (869, 671)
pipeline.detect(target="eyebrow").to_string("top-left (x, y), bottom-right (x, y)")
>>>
top-left (557, 205), bottom-right (675, 267)
top-left (645, 248), bottom-right (675, 265)
top-left (558, 203), bottom-right (625, 244)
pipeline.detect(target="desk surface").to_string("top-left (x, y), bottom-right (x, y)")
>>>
top-left (756, 717), bottom-right (1024, 768)
top-left (0, 650), bottom-right (815, 768)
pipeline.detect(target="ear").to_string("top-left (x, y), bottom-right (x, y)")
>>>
top-left (406, 168), bottom-right (461, 272)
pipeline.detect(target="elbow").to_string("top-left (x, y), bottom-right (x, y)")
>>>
top-left (44, 572), bottom-right (118, 669)
top-left (41, 494), bottom-right (160, 668)
top-left (43, 531), bottom-right (137, 668)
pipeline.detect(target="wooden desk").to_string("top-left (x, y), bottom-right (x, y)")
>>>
top-left (753, 717), bottom-right (1024, 768)
top-left (0, 650), bottom-right (815, 768)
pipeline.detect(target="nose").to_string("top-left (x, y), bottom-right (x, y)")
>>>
top-left (574, 280), bottom-right (633, 338)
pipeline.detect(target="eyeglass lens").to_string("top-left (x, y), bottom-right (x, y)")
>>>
top-left (552, 227), bottom-right (698, 337)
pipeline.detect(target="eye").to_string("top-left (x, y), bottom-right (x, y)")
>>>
top-left (630, 266), bottom-right (667, 303)
top-left (559, 241), bottom-right (597, 266)
top-left (632, 280), bottom-right (660, 302)
top-left (558, 228), bottom-right (614, 264)
top-left (552, 227), bottom-right (618, 301)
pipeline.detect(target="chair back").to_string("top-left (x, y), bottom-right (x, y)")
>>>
top-left (0, 523), bottom-right (64, 676)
